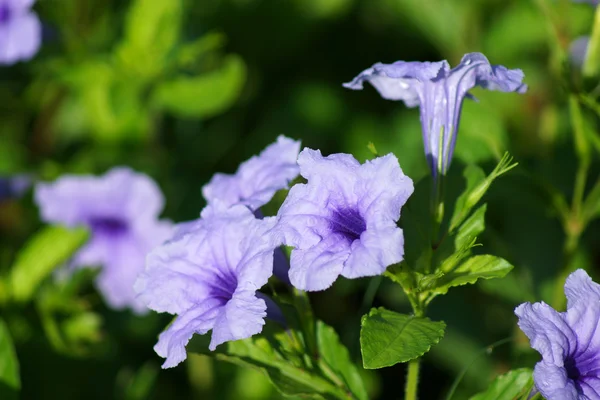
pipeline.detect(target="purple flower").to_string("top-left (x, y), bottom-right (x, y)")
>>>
top-left (0, 0), bottom-right (41, 65)
top-left (515, 269), bottom-right (600, 399)
top-left (202, 135), bottom-right (301, 211)
top-left (274, 149), bottom-right (413, 291)
top-left (572, 0), bottom-right (599, 5)
top-left (134, 203), bottom-right (278, 368)
top-left (343, 53), bottom-right (527, 178)
top-left (34, 167), bottom-right (172, 314)
top-left (570, 36), bottom-right (590, 67)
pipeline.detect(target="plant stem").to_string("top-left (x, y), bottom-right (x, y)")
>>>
top-left (405, 359), bottom-right (420, 400)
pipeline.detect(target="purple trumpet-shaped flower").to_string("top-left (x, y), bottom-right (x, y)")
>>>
top-left (202, 135), bottom-right (301, 211)
top-left (274, 148), bottom-right (413, 291)
top-left (343, 52), bottom-right (527, 178)
top-left (34, 167), bottom-right (172, 314)
top-left (515, 269), bottom-right (600, 399)
top-left (134, 203), bottom-right (278, 368)
top-left (0, 0), bottom-right (41, 65)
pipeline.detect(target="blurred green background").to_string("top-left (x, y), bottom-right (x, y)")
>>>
top-left (2, 0), bottom-right (600, 399)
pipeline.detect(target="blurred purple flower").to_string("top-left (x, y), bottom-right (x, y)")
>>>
top-left (0, 174), bottom-right (31, 200)
top-left (515, 269), bottom-right (600, 399)
top-left (202, 135), bottom-right (301, 211)
top-left (0, 0), bottom-right (41, 65)
top-left (274, 149), bottom-right (413, 291)
top-left (35, 167), bottom-right (172, 314)
top-left (572, 0), bottom-right (599, 5)
top-left (570, 36), bottom-right (590, 67)
top-left (135, 204), bottom-right (278, 368)
top-left (343, 53), bottom-right (527, 178)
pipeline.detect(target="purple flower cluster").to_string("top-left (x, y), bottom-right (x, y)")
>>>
top-left (0, 0), bottom-right (41, 65)
top-left (35, 167), bottom-right (172, 314)
top-left (516, 269), bottom-right (600, 399)
top-left (344, 52), bottom-right (527, 178)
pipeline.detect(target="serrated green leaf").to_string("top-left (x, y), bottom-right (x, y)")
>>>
top-left (427, 255), bottom-right (514, 296)
top-left (469, 368), bottom-right (533, 400)
top-left (153, 55), bottom-right (246, 118)
top-left (360, 308), bottom-right (445, 369)
top-left (316, 322), bottom-right (368, 400)
top-left (10, 226), bottom-right (89, 302)
top-left (0, 319), bottom-right (19, 400)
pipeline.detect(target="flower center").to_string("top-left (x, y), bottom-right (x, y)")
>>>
top-left (329, 207), bottom-right (366, 243)
top-left (89, 216), bottom-right (129, 237)
top-left (209, 269), bottom-right (238, 303)
top-left (0, 4), bottom-right (11, 25)
top-left (565, 357), bottom-right (581, 381)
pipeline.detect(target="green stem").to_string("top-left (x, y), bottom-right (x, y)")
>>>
top-left (405, 359), bottom-right (420, 400)
top-left (430, 174), bottom-right (445, 253)
top-left (583, 5), bottom-right (600, 78)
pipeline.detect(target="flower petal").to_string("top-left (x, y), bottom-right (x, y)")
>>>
top-left (533, 361), bottom-right (579, 400)
top-left (564, 269), bottom-right (600, 309)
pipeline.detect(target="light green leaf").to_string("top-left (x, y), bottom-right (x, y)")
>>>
top-left (426, 255), bottom-right (514, 296)
top-left (469, 368), bottom-right (534, 400)
top-left (116, 0), bottom-right (182, 79)
top-left (153, 55), bottom-right (247, 118)
top-left (360, 308), bottom-right (445, 369)
top-left (9, 225), bottom-right (89, 302)
top-left (454, 204), bottom-right (486, 250)
top-left (0, 319), bottom-right (19, 400)
top-left (450, 154), bottom-right (517, 231)
top-left (316, 321), bottom-right (368, 400)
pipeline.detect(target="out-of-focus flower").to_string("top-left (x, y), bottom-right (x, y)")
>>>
top-left (570, 36), bottom-right (590, 67)
top-left (343, 53), bottom-right (527, 178)
top-left (34, 167), bottom-right (172, 314)
top-left (0, 0), bottom-right (41, 65)
top-left (135, 204), bottom-right (278, 368)
top-left (274, 148), bottom-right (413, 291)
top-left (0, 174), bottom-right (31, 200)
top-left (515, 269), bottom-right (600, 399)
top-left (202, 135), bottom-right (301, 211)
top-left (572, 0), bottom-right (599, 5)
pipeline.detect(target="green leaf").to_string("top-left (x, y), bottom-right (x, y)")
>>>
top-left (153, 55), bottom-right (247, 118)
top-left (450, 154), bottom-right (517, 231)
top-left (360, 308), bottom-right (445, 369)
top-left (0, 319), bottom-right (19, 400)
top-left (469, 368), bottom-right (533, 400)
top-left (116, 0), bottom-right (182, 79)
top-left (316, 321), bottom-right (368, 400)
top-left (425, 255), bottom-right (514, 296)
top-left (9, 225), bottom-right (89, 302)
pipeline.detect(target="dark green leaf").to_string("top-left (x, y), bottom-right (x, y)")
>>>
top-left (469, 368), bottom-right (534, 400)
top-left (9, 225), bottom-right (89, 302)
top-left (0, 319), bottom-right (19, 400)
top-left (360, 308), bottom-right (445, 369)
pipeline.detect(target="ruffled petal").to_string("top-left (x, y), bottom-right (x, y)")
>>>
top-left (564, 269), bottom-right (600, 309)
top-left (209, 289), bottom-right (267, 350)
top-left (154, 299), bottom-right (223, 368)
top-left (533, 361), bottom-right (579, 400)
top-left (515, 302), bottom-right (576, 365)
top-left (341, 225), bottom-right (404, 279)
top-left (288, 236), bottom-right (349, 291)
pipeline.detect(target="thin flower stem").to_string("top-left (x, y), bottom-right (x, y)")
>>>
top-left (405, 359), bottom-right (420, 400)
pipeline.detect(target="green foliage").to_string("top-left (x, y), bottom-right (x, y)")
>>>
top-left (153, 55), bottom-right (247, 119)
top-left (0, 319), bottom-right (19, 400)
top-left (469, 369), bottom-right (534, 400)
top-left (360, 308), bottom-right (445, 369)
top-left (189, 317), bottom-right (367, 400)
top-left (9, 226), bottom-right (89, 303)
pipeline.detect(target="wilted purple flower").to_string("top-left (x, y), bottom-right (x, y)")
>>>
top-left (343, 53), bottom-right (527, 178)
top-left (34, 167), bottom-right (172, 314)
top-left (135, 204), bottom-right (278, 368)
top-left (515, 269), bottom-right (600, 399)
top-left (274, 149), bottom-right (413, 291)
top-left (202, 135), bottom-right (301, 211)
top-left (0, 0), bottom-right (41, 65)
